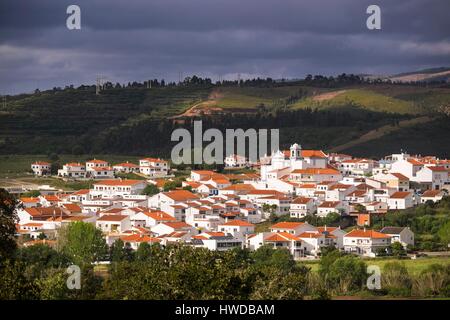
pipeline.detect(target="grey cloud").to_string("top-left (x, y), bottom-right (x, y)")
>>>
top-left (0, 0), bottom-right (449, 94)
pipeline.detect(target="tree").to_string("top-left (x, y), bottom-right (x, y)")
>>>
top-left (390, 242), bottom-right (407, 257)
top-left (109, 239), bottom-right (126, 262)
top-left (57, 221), bottom-right (107, 267)
top-left (0, 188), bottom-right (19, 262)
top-left (141, 184), bottom-right (159, 196)
top-left (135, 242), bottom-right (152, 261)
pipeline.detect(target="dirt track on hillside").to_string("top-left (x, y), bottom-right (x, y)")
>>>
top-left (312, 90), bottom-right (347, 102)
top-left (328, 116), bottom-right (433, 153)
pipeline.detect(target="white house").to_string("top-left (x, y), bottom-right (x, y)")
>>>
top-left (380, 226), bottom-right (414, 248)
top-left (113, 162), bottom-right (140, 173)
top-left (58, 163), bottom-right (86, 178)
top-left (31, 161), bottom-right (51, 176)
top-left (139, 157), bottom-right (169, 177)
top-left (87, 166), bottom-right (115, 179)
top-left (129, 210), bottom-right (177, 228)
top-left (86, 159), bottom-right (109, 170)
top-left (420, 190), bottom-right (446, 203)
top-left (343, 228), bottom-right (391, 257)
top-left (151, 221), bottom-right (196, 237)
top-left (96, 215), bottom-right (131, 233)
top-left (289, 197), bottom-right (315, 218)
top-left (387, 191), bottom-right (414, 210)
top-left (217, 220), bottom-right (255, 239)
top-left (317, 201), bottom-right (349, 217)
top-left (90, 179), bottom-right (147, 197)
top-left (224, 154), bottom-right (248, 168)
top-left (270, 221), bottom-right (316, 236)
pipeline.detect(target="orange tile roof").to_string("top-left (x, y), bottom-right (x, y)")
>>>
top-left (94, 179), bottom-right (143, 186)
top-left (265, 232), bottom-right (300, 242)
top-left (121, 234), bottom-right (161, 243)
top-left (144, 211), bottom-right (177, 221)
top-left (291, 168), bottom-right (340, 175)
top-left (345, 229), bottom-right (390, 239)
top-left (301, 150), bottom-right (327, 158)
top-left (292, 197), bottom-right (313, 204)
top-left (427, 166), bottom-right (448, 172)
top-left (162, 221), bottom-right (193, 229)
top-left (62, 203), bottom-right (82, 213)
top-left (221, 220), bottom-right (254, 227)
top-left (390, 172), bottom-right (409, 180)
top-left (163, 190), bottom-right (199, 201)
top-left (114, 162), bottom-right (139, 168)
top-left (97, 215), bottom-right (128, 222)
top-left (32, 161), bottom-right (50, 165)
top-left (390, 191), bottom-right (411, 199)
top-left (271, 221), bottom-right (305, 229)
top-left (20, 197), bottom-right (39, 203)
top-left (87, 159), bottom-right (108, 164)
top-left (319, 201), bottom-right (341, 208)
top-left (422, 190), bottom-right (443, 197)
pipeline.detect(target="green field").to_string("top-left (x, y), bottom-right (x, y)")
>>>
top-left (301, 256), bottom-right (450, 275)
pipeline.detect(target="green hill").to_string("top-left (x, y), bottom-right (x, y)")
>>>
top-left (1, 81), bottom-right (449, 158)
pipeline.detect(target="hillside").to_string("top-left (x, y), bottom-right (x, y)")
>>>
top-left (389, 67), bottom-right (450, 83)
top-left (1, 80), bottom-right (450, 158)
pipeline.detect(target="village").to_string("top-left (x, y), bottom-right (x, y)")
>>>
top-left (19, 143), bottom-right (450, 260)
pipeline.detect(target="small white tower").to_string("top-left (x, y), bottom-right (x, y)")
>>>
top-left (290, 143), bottom-right (302, 160)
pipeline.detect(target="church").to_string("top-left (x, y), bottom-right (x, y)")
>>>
top-left (260, 143), bottom-right (328, 181)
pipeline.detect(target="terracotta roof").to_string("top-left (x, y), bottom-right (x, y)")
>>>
top-left (271, 221), bottom-right (305, 229)
top-left (144, 211), bottom-right (176, 221)
top-left (265, 232), bottom-right (300, 242)
top-left (73, 189), bottom-right (89, 195)
top-left (247, 190), bottom-right (284, 195)
top-left (162, 221), bottom-right (193, 229)
top-left (32, 161), bottom-right (50, 165)
top-left (163, 190), bottom-right (199, 201)
top-left (298, 232), bottom-right (325, 239)
top-left (319, 201), bottom-right (341, 208)
top-left (97, 215), bottom-right (128, 222)
top-left (422, 190), bottom-right (444, 197)
top-left (87, 159), bottom-right (108, 164)
top-left (345, 229), bottom-right (390, 239)
top-left (20, 197), bottom-right (39, 203)
top-left (291, 168), bottom-right (340, 175)
top-left (62, 203), bottom-right (82, 213)
top-left (222, 184), bottom-right (256, 192)
top-left (390, 191), bottom-right (411, 199)
top-left (301, 150), bottom-right (327, 158)
top-left (94, 179), bottom-right (143, 186)
top-left (221, 220), bottom-right (254, 227)
top-left (407, 159), bottom-right (423, 165)
top-left (121, 234), bottom-right (161, 243)
top-left (390, 172), bottom-right (409, 180)
top-left (427, 166), bottom-right (448, 172)
top-left (114, 162), bottom-right (139, 168)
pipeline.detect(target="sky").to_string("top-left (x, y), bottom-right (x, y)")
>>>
top-left (0, 0), bottom-right (449, 94)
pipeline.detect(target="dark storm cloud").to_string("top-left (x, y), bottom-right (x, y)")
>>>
top-left (0, 0), bottom-right (449, 93)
